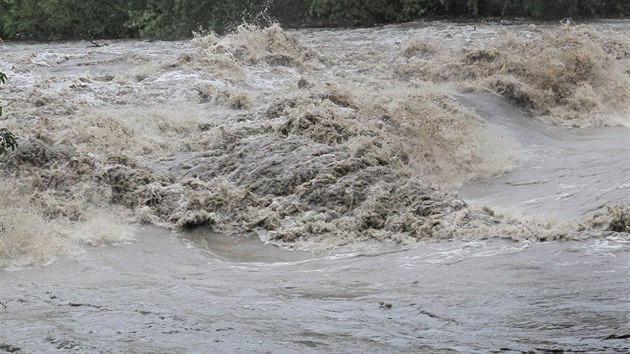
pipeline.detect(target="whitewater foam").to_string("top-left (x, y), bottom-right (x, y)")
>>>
top-left (1, 22), bottom-right (628, 267)
top-left (394, 23), bottom-right (630, 127)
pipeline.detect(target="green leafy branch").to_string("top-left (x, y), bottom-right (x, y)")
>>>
top-left (0, 71), bottom-right (18, 156)
top-left (0, 131), bottom-right (17, 155)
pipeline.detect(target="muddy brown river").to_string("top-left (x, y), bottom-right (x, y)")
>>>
top-left (1, 20), bottom-right (629, 353)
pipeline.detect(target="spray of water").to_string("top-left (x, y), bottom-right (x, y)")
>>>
top-left (0, 22), bottom-right (627, 267)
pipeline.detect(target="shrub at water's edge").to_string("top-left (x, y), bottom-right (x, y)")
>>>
top-left (0, 72), bottom-right (17, 155)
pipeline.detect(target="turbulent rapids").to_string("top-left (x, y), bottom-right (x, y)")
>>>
top-left (1, 20), bottom-right (630, 353)
top-left (0, 21), bottom-right (629, 267)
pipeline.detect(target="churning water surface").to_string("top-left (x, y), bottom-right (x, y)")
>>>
top-left (1, 20), bottom-right (629, 353)
top-left (2, 228), bottom-right (629, 353)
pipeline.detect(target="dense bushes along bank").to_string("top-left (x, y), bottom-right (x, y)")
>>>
top-left (1, 0), bottom-right (629, 41)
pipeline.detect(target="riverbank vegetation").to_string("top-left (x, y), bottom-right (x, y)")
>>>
top-left (0, 0), bottom-right (629, 41)
top-left (0, 72), bottom-right (17, 156)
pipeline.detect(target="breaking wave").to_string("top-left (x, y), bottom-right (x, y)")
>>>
top-left (1, 22), bottom-right (628, 267)
top-left (395, 23), bottom-right (630, 127)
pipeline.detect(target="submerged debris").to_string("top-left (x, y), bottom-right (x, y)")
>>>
top-left (580, 203), bottom-right (630, 234)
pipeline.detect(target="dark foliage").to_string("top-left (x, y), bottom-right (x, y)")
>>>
top-left (0, 72), bottom-right (18, 156)
top-left (0, 0), bottom-right (628, 40)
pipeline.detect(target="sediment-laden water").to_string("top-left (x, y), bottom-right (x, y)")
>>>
top-left (2, 228), bottom-right (629, 353)
top-left (0, 20), bottom-right (629, 352)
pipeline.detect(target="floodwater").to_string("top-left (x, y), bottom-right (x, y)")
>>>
top-left (1, 20), bottom-right (629, 353)
top-left (1, 229), bottom-right (629, 353)
top-left (457, 92), bottom-right (630, 221)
